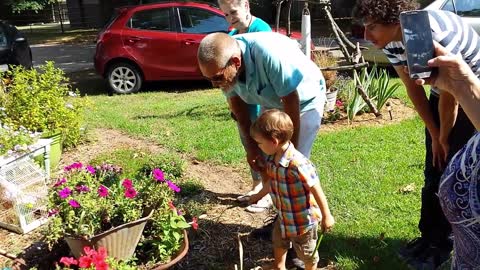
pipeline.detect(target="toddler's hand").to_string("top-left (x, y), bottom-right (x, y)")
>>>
top-left (321, 214), bottom-right (335, 233)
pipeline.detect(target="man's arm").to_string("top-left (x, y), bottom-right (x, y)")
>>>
top-left (228, 96), bottom-right (262, 171)
top-left (281, 90), bottom-right (301, 147)
top-left (438, 91), bottom-right (458, 160)
top-left (394, 65), bottom-right (445, 168)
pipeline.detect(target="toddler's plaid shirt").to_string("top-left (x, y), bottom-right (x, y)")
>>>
top-left (265, 142), bottom-right (322, 238)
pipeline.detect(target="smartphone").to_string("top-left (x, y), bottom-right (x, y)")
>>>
top-left (400, 10), bottom-right (435, 79)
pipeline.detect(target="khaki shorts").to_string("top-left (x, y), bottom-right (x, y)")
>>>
top-left (272, 218), bottom-right (319, 265)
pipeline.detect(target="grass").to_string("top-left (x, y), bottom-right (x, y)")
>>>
top-left (83, 82), bottom-right (426, 269)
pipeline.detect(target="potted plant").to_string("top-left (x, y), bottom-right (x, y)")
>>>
top-left (0, 62), bottom-right (89, 168)
top-left (46, 161), bottom-right (198, 266)
top-left (312, 50), bottom-right (339, 112)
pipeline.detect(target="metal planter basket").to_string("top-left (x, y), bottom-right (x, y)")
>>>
top-left (65, 210), bottom-right (153, 259)
top-left (150, 230), bottom-right (189, 270)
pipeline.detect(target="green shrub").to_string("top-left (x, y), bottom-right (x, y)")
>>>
top-left (0, 62), bottom-right (90, 148)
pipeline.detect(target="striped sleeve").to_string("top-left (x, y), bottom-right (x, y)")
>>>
top-left (382, 41), bottom-right (407, 66)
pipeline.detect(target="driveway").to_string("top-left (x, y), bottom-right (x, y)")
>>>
top-left (31, 43), bottom-right (96, 73)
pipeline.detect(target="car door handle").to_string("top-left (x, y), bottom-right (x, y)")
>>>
top-left (182, 39), bottom-right (199, 45)
top-left (126, 36), bottom-right (141, 43)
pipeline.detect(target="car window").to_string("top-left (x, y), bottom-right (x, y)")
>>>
top-left (455, 0), bottom-right (480, 16)
top-left (441, 0), bottom-right (455, 12)
top-left (177, 7), bottom-right (229, 34)
top-left (128, 8), bottom-right (173, 31)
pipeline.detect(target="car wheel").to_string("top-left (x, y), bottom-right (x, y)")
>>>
top-left (107, 63), bottom-right (142, 94)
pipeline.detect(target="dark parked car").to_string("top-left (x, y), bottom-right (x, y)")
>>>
top-left (0, 21), bottom-right (32, 73)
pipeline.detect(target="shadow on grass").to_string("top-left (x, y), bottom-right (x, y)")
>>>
top-left (67, 69), bottom-right (213, 97)
top-left (133, 103), bottom-right (231, 122)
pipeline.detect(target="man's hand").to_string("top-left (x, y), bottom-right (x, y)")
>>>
top-left (246, 144), bottom-right (263, 171)
top-left (432, 137), bottom-right (447, 170)
top-left (321, 214), bottom-right (335, 233)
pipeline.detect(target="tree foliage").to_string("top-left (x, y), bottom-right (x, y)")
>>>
top-left (6, 0), bottom-right (55, 13)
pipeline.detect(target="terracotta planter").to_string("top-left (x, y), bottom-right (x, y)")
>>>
top-left (65, 210), bottom-right (153, 259)
top-left (150, 230), bottom-right (189, 270)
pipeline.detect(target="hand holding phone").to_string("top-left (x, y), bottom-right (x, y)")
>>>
top-left (400, 10), bottom-right (436, 79)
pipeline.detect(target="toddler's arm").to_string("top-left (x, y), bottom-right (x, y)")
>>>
top-left (310, 183), bottom-right (334, 232)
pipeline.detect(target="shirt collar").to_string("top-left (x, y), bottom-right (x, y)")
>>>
top-left (276, 142), bottom-right (294, 168)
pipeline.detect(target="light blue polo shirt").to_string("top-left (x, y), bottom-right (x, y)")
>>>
top-left (226, 32), bottom-right (325, 113)
top-left (229, 17), bottom-right (272, 120)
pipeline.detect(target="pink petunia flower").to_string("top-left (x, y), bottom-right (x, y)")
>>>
top-left (59, 257), bottom-right (78, 267)
top-left (78, 256), bottom-right (93, 268)
top-left (75, 185), bottom-right (90, 193)
top-left (94, 261), bottom-right (109, 270)
top-left (166, 180), bottom-right (181, 193)
top-left (153, 168), bottom-right (165, 182)
top-left (86, 165), bottom-right (96, 175)
top-left (53, 178), bottom-right (67, 187)
top-left (69, 199), bottom-right (81, 208)
top-left (58, 187), bottom-right (72, 199)
top-left (191, 217), bottom-right (199, 230)
top-left (124, 187), bottom-right (137, 199)
top-left (122, 179), bottom-right (133, 189)
top-left (98, 185), bottom-right (108, 197)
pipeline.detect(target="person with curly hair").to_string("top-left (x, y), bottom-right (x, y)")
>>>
top-left (353, 0), bottom-right (480, 269)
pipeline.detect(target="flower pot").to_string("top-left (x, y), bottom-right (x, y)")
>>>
top-left (65, 210), bottom-right (153, 259)
top-left (325, 89), bottom-right (338, 112)
top-left (150, 230), bottom-right (189, 270)
top-left (40, 132), bottom-right (62, 170)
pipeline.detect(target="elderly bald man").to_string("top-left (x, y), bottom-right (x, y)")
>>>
top-left (197, 32), bottom-right (326, 209)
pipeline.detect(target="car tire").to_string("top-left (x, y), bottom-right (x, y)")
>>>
top-left (107, 62), bottom-right (142, 94)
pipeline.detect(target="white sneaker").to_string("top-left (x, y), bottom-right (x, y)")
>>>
top-left (246, 194), bottom-right (272, 213)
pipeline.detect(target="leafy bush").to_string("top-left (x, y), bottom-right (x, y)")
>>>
top-left (0, 62), bottom-right (89, 148)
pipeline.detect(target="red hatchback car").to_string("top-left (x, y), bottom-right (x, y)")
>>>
top-left (94, 1), bottom-right (231, 94)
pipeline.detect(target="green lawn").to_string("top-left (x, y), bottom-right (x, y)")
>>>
top-left (85, 84), bottom-right (425, 269)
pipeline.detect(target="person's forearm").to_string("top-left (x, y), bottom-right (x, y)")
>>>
top-left (452, 77), bottom-right (480, 130)
top-left (310, 183), bottom-right (332, 218)
top-left (406, 86), bottom-right (440, 139)
top-left (281, 91), bottom-right (301, 147)
top-left (438, 91), bottom-right (458, 145)
top-left (228, 97), bottom-right (255, 147)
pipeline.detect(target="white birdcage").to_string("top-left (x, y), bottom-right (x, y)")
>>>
top-left (0, 156), bottom-right (49, 234)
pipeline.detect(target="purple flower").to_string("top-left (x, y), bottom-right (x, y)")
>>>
top-left (75, 185), bottom-right (90, 193)
top-left (86, 165), bottom-right (96, 175)
top-left (54, 178), bottom-right (67, 187)
top-left (122, 179), bottom-right (133, 189)
top-left (166, 180), bottom-right (181, 193)
top-left (153, 168), bottom-right (165, 182)
top-left (124, 188), bottom-right (137, 199)
top-left (48, 209), bottom-right (59, 217)
top-left (58, 187), bottom-right (72, 199)
top-left (98, 185), bottom-right (108, 197)
top-left (64, 162), bottom-right (83, 172)
top-left (69, 199), bottom-right (80, 208)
